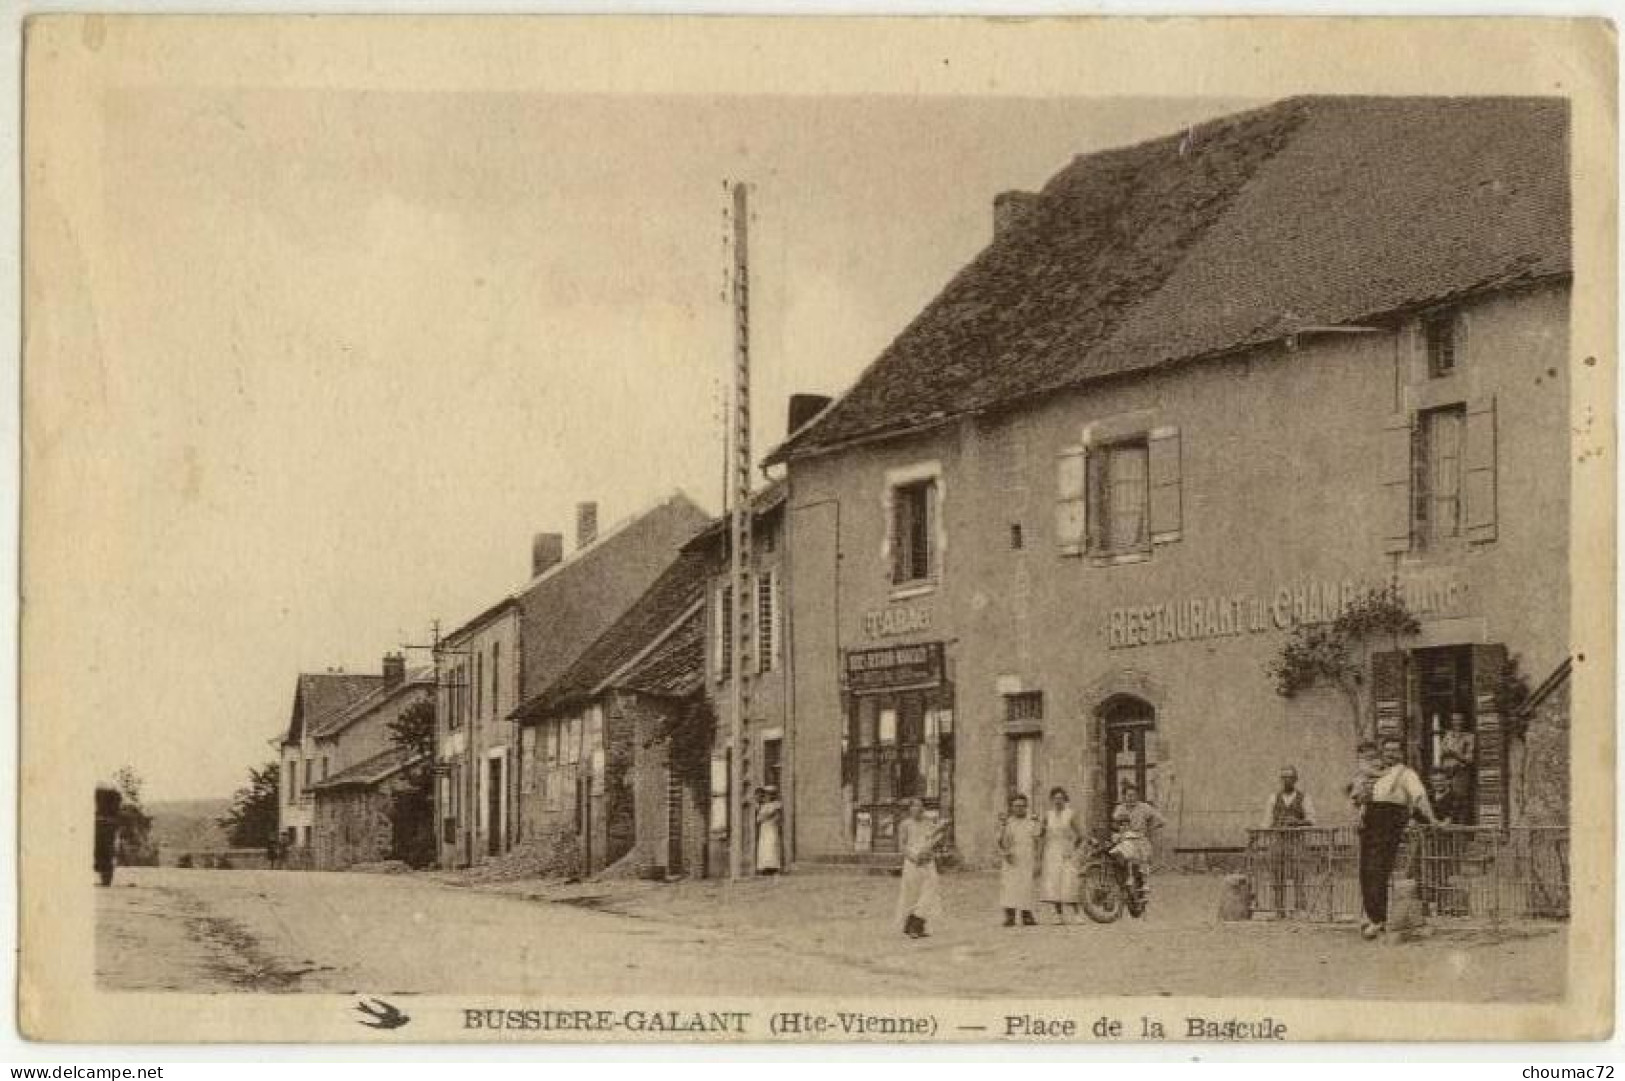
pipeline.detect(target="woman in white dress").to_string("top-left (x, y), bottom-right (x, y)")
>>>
top-left (895, 798), bottom-right (949, 938)
top-left (754, 785), bottom-right (783, 876)
top-left (997, 793), bottom-right (1041, 927)
top-left (1039, 786), bottom-right (1084, 924)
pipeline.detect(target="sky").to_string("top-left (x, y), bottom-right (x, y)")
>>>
top-left (43, 66), bottom-right (1256, 800)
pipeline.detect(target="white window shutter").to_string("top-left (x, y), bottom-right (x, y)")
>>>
top-left (1380, 412), bottom-right (1415, 554)
top-left (1464, 395), bottom-right (1498, 543)
top-left (1148, 425), bottom-right (1183, 543)
top-left (1055, 445), bottom-right (1086, 555)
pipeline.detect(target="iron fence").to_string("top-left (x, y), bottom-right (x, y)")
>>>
top-left (1243, 825), bottom-right (1568, 922)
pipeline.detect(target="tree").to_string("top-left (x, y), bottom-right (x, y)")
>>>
top-left (386, 699), bottom-right (436, 868)
top-left (219, 761), bottom-right (281, 849)
top-left (112, 765), bottom-right (157, 866)
top-left (1267, 584), bottom-right (1420, 741)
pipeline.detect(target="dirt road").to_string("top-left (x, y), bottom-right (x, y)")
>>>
top-left (97, 866), bottom-right (1565, 1000)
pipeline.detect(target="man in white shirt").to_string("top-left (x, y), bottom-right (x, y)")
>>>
top-left (1359, 736), bottom-right (1439, 939)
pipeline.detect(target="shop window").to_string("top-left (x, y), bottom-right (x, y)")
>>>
top-left (1415, 404), bottom-right (1466, 546)
top-left (1425, 310), bottom-right (1458, 378)
top-left (891, 479), bottom-right (938, 586)
top-left (847, 688), bottom-right (954, 853)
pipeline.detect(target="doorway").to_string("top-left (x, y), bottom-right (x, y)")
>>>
top-left (1101, 695), bottom-right (1157, 817)
top-left (487, 757), bottom-right (504, 856)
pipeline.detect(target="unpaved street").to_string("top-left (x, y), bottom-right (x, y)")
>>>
top-left (98, 866), bottom-right (1566, 1001)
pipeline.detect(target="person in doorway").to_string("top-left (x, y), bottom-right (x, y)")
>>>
top-left (754, 785), bottom-right (783, 876)
top-left (1038, 786), bottom-right (1084, 924)
top-left (1429, 767), bottom-right (1469, 825)
top-left (1439, 712), bottom-right (1476, 813)
top-left (896, 798), bottom-right (949, 938)
top-left (1359, 736), bottom-right (1439, 939)
top-left (996, 794), bottom-right (1041, 927)
top-left (1260, 766), bottom-right (1316, 917)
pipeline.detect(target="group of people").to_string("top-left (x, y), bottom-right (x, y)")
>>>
top-left (894, 784), bottom-right (1165, 938)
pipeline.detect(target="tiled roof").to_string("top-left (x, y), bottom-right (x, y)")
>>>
top-left (619, 606), bottom-right (705, 700)
top-left (515, 491), bottom-right (710, 709)
top-left (515, 547), bottom-right (711, 720)
top-left (683, 478), bottom-right (788, 551)
top-left (311, 745), bottom-right (422, 790)
top-left (310, 667), bottom-right (434, 740)
top-left (771, 96), bottom-right (1569, 462)
top-left (283, 672), bottom-right (384, 745)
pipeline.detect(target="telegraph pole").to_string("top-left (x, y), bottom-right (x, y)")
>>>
top-left (727, 180), bottom-right (754, 883)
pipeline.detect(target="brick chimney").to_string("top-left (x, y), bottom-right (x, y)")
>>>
top-left (993, 190), bottom-right (1039, 241)
top-left (787, 393), bottom-right (833, 436)
top-left (531, 532), bottom-right (564, 578)
top-left (576, 501), bottom-right (598, 550)
top-left (382, 652), bottom-right (406, 687)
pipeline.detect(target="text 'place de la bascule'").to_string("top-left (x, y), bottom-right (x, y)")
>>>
top-left (275, 96), bottom-right (1572, 895)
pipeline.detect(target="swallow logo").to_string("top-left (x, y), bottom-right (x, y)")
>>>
top-left (355, 998), bottom-right (411, 1030)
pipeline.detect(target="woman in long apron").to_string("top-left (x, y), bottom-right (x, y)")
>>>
top-left (1039, 786), bottom-right (1084, 924)
top-left (895, 798), bottom-right (949, 938)
top-left (997, 794), bottom-right (1041, 926)
top-left (754, 785), bottom-right (783, 876)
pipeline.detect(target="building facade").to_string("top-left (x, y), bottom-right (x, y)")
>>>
top-left (277, 670), bottom-right (384, 861)
top-left (771, 96), bottom-right (1572, 866)
top-left (310, 656), bottom-right (434, 870)
top-left (434, 599), bottom-right (523, 870)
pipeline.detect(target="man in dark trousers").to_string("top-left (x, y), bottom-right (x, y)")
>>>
top-left (1360, 736), bottom-right (1439, 939)
top-left (1259, 766), bottom-right (1316, 917)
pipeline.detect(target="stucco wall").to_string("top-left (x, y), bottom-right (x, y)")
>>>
top-left (787, 282), bottom-right (1570, 863)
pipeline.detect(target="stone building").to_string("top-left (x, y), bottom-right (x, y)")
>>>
top-left (433, 491), bottom-right (708, 870)
top-left (277, 669), bottom-right (384, 861)
top-left (308, 657), bottom-right (433, 870)
top-left (513, 547), bottom-right (712, 878)
top-left (767, 96), bottom-right (1572, 866)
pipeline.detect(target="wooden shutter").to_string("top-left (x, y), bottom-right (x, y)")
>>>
top-left (1055, 445), bottom-right (1086, 555)
top-left (1148, 426), bottom-right (1183, 543)
top-left (1380, 413), bottom-right (1415, 554)
top-left (1371, 650), bottom-right (1408, 742)
top-left (1085, 447), bottom-right (1107, 554)
top-left (1471, 642), bottom-right (1510, 829)
top-left (1464, 395), bottom-right (1498, 544)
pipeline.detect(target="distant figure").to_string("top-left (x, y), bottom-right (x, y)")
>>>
top-left (1038, 787), bottom-right (1084, 924)
top-left (1360, 737), bottom-right (1438, 939)
top-left (754, 785), bottom-right (783, 876)
top-left (1260, 766), bottom-right (1316, 917)
top-left (265, 834), bottom-right (282, 870)
top-left (895, 798), bottom-right (949, 938)
top-left (996, 794), bottom-right (1041, 927)
top-left (1439, 712), bottom-right (1476, 816)
top-left (1429, 767), bottom-right (1468, 826)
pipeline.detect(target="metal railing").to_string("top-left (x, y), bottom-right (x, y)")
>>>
top-left (1243, 825), bottom-right (1568, 922)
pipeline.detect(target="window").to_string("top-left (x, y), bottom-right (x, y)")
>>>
top-left (1425, 311), bottom-right (1458, 378)
top-left (304, 758), bottom-right (313, 791)
top-left (1415, 405), bottom-right (1466, 545)
top-left (474, 652), bottom-right (483, 721)
top-left (891, 480), bottom-right (938, 585)
top-left (757, 570), bottom-right (779, 674)
top-left (491, 643), bottom-right (501, 718)
top-left (321, 757), bottom-right (329, 781)
top-left (448, 664), bottom-right (464, 730)
top-left (285, 760), bottom-right (295, 803)
top-left (1091, 440), bottom-right (1150, 553)
top-left (1009, 523), bottom-right (1024, 551)
top-left (1005, 692), bottom-right (1044, 726)
top-left (714, 584), bottom-right (734, 682)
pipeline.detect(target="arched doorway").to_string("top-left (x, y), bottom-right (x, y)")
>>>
top-left (1099, 694), bottom-right (1157, 816)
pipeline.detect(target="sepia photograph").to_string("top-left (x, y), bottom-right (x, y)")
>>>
top-left (16, 15), bottom-right (1615, 1046)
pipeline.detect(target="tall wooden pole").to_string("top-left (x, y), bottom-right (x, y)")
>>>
top-left (727, 181), bottom-right (754, 882)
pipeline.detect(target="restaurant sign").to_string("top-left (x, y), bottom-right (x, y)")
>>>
top-left (1106, 569), bottom-right (1471, 651)
top-left (845, 642), bottom-right (944, 694)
